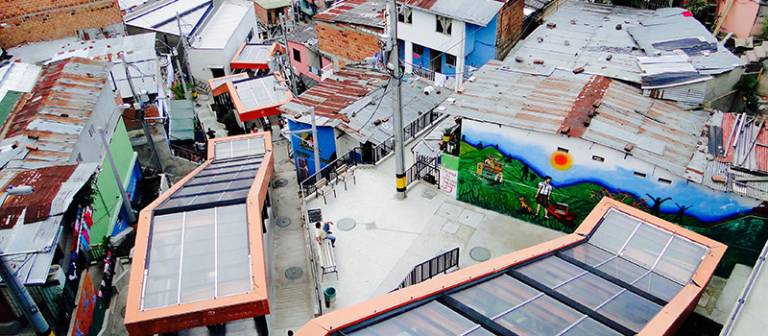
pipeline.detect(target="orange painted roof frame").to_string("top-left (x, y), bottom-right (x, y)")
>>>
top-left (230, 42), bottom-right (279, 71)
top-left (297, 197), bottom-right (727, 336)
top-left (125, 132), bottom-right (275, 336)
top-left (226, 74), bottom-right (292, 122)
top-left (208, 73), bottom-right (250, 96)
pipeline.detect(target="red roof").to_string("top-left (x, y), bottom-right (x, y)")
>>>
top-left (0, 165), bottom-right (78, 228)
top-left (284, 67), bottom-right (389, 121)
top-left (314, 0), bottom-right (386, 28)
top-left (718, 113), bottom-right (768, 173)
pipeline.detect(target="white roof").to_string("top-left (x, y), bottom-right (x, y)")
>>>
top-left (125, 0), bottom-right (213, 36)
top-left (191, 1), bottom-right (251, 49)
top-left (0, 62), bottom-right (41, 102)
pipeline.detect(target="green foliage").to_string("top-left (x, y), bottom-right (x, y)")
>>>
top-left (684, 0), bottom-right (709, 16)
top-left (736, 76), bottom-right (760, 113)
top-left (172, 82), bottom-right (193, 100)
top-left (763, 16), bottom-right (768, 40)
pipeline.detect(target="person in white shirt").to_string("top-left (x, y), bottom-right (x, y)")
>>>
top-left (535, 176), bottom-right (553, 219)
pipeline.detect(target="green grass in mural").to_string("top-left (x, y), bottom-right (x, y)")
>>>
top-left (456, 141), bottom-right (768, 276)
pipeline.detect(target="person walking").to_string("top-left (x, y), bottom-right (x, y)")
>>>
top-left (315, 222), bottom-right (336, 247)
top-left (535, 176), bottom-right (553, 219)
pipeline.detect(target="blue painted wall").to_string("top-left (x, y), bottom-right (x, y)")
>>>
top-left (288, 119), bottom-right (337, 181)
top-left (464, 15), bottom-right (499, 69)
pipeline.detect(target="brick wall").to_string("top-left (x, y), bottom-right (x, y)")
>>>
top-left (495, 0), bottom-right (524, 60)
top-left (316, 22), bottom-right (382, 67)
top-left (0, 0), bottom-right (122, 49)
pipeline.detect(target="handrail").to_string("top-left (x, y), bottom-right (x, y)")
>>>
top-left (720, 239), bottom-right (768, 335)
top-left (396, 247), bottom-right (460, 290)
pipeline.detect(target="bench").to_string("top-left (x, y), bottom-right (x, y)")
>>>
top-left (335, 164), bottom-right (356, 190)
top-left (318, 239), bottom-right (338, 280)
top-left (315, 177), bottom-right (336, 204)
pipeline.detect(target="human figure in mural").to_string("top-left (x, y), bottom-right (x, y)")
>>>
top-left (645, 193), bottom-right (671, 216)
top-left (520, 164), bottom-right (530, 182)
top-left (674, 203), bottom-right (693, 223)
top-left (535, 177), bottom-right (554, 219)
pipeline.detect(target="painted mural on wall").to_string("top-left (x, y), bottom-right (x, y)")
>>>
top-left (456, 119), bottom-right (768, 276)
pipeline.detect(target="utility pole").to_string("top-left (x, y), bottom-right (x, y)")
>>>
top-left (175, 12), bottom-right (195, 88)
top-left (120, 53), bottom-right (164, 173)
top-left (98, 128), bottom-right (137, 224)
top-left (309, 107), bottom-right (322, 177)
top-left (387, 0), bottom-right (406, 199)
top-left (280, 13), bottom-right (299, 95)
top-left (0, 252), bottom-right (52, 336)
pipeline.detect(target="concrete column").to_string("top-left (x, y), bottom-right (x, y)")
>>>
top-left (254, 315), bottom-right (269, 336)
top-left (455, 23), bottom-right (466, 91)
top-left (404, 40), bottom-right (413, 74)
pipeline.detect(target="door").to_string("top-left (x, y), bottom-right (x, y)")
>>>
top-left (431, 51), bottom-right (443, 74)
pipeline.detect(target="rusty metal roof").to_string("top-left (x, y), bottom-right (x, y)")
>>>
top-left (0, 57), bottom-right (110, 166)
top-left (280, 66), bottom-right (390, 121)
top-left (315, 0), bottom-right (386, 29)
top-left (442, 64), bottom-right (708, 177)
top-left (400, 0), bottom-right (503, 26)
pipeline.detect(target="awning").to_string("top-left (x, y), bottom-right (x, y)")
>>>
top-left (169, 100), bottom-right (195, 141)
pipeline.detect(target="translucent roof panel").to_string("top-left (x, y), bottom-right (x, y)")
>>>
top-left (348, 301), bottom-right (488, 335)
top-left (450, 275), bottom-right (539, 317)
top-left (653, 236), bottom-right (707, 284)
top-left (141, 204), bottom-right (251, 311)
top-left (561, 318), bottom-right (623, 336)
top-left (214, 137), bottom-right (266, 161)
top-left (496, 295), bottom-right (583, 336)
top-left (597, 291), bottom-right (662, 333)
top-left (589, 210), bottom-right (641, 253)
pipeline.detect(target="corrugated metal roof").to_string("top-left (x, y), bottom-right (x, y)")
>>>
top-left (169, 100), bottom-right (195, 141)
top-left (284, 66), bottom-right (446, 145)
top-left (233, 43), bottom-right (274, 65)
top-left (441, 63), bottom-right (707, 177)
top-left (288, 23), bottom-right (318, 46)
top-left (507, 0), bottom-right (741, 88)
top-left (232, 76), bottom-right (289, 112)
top-left (400, 0), bottom-right (503, 26)
top-left (280, 66), bottom-right (389, 120)
top-left (254, 0), bottom-right (290, 9)
top-left (0, 163), bottom-right (98, 285)
top-left (33, 33), bottom-right (160, 99)
top-left (315, 0), bottom-right (386, 29)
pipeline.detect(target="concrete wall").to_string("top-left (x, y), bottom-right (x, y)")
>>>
top-left (187, 4), bottom-right (257, 83)
top-left (288, 41), bottom-right (329, 82)
top-left (0, 0), bottom-right (123, 49)
top-left (254, 3), bottom-right (289, 26)
top-left (398, 9), bottom-right (467, 59)
top-left (91, 118), bottom-right (139, 240)
top-left (287, 119), bottom-right (337, 180)
top-left (316, 22), bottom-right (383, 68)
top-left (465, 18), bottom-right (498, 69)
top-left (73, 85), bottom-right (121, 164)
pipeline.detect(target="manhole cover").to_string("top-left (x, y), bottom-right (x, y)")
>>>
top-left (276, 217), bottom-right (291, 228)
top-left (422, 189), bottom-right (438, 199)
top-left (470, 247), bottom-right (491, 262)
top-left (337, 218), bottom-right (357, 231)
top-left (272, 178), bottom-right (288, 188)
top-left (285, 267), bottom-right (303, 280)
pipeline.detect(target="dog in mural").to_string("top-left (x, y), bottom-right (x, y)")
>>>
top-left (518, 197), bottom-right (534, 216)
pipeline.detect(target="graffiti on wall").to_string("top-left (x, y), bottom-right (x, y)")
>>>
top-left (456, 119), bottom-right (768, 275)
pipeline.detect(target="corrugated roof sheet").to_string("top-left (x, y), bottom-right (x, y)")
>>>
top-left (0, 163), bottom-right (98, 284)
top-left (441, 64), bottom-right (707, 177)
top-left (288, 23), bottom-right (318, 46)
top-left (283, 66), bottom-right (446, 145)
top-left (315, 0), bottom-right (386, 29)
top-left (169, 100), bottom-right (195, 141)
top-left (507, 0), bottom-right (741, 87)
top-left (254, 0), bottom-right (290, 9)
top-left (232, 76), bottom-right (290, 112)
top-left (280, 66), bottom-right (390, 120)
top-left (232, 43), bottom-right (274, 66)
top-left (400, 0), bottom-right (503, 26)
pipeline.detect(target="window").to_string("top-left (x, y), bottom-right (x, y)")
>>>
top-left (397, 5), bottom-right (412, 24)
top-left (634, 171), bottom-right (647, 178)
top-left (557, 147), bottom-right (569, 153)
top-left (293, 48), bottom-right (302, 63)
top-left (246, 30), bottom-right (254, 42)
top-left (658, 178), bottom-right (672, 184)
top-left (413, 44), bottom-right (425, 57)
top-left (592, 155), bottom-right (605, 162)
top-left (445, 54), bottom-right (456, 67)
top-left (436, 15), bottom-right (452, 34)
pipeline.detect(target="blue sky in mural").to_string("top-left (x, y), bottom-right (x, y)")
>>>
top-left (463, 123), bottom-right (758, 222)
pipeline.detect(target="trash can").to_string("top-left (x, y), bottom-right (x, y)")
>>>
top-left (324, 287), bottom-right (336, 308)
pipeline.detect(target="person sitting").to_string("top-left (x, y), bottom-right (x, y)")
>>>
top-left (315, 222), bottom-right (336, 247)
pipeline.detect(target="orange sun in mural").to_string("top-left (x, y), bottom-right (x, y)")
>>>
top-left (550, 151), bottom-right (573, 170)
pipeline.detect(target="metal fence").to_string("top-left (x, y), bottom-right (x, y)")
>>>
top-left (406, 160), bottom-right (440, 187)
top-left (397, 247), bottom-right (460, 290)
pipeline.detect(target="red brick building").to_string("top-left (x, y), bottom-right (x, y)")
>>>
top-left (0, 0), bottom-right (123, 49)
top-left (314, 0), bottom-right (386, 69)
top-left (253, 0), bottom-right (291, 27)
